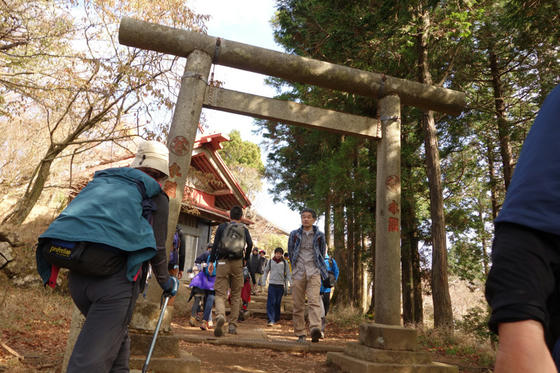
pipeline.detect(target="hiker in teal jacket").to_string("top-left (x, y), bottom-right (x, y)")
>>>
top-left (36, 140), bottom-right (178, 373)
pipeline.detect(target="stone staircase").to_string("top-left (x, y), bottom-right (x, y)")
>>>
top-left (128, 280), bottom-right (457, 372)
top-left (234, 293), bottom-right (293, 319)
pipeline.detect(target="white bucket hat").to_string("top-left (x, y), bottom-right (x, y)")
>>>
top-left (131, 140), bottom-right (169, 177)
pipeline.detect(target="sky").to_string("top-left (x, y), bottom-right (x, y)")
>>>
top-left (188, 0), bottom-right (304, 233)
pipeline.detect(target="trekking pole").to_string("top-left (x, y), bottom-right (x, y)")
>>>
top-left (142, 295), bottom-right (170, 373)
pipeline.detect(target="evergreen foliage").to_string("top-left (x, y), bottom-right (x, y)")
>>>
top-left (258, 0), bottom-right (560, 326)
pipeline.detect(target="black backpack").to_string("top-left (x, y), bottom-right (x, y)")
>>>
top-left (219, 222), bottom-right (246, 259)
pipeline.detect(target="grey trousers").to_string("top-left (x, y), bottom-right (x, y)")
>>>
top-left (67, 266), bottom-right (140, 373)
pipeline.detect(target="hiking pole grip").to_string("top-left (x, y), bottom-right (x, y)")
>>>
top-left (142, 295), bottom-right (170, 373)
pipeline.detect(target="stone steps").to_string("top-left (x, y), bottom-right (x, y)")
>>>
top-left (327, 323), bottom-right (458, 373)
top-left (327, 352), bottom-right (458, 373)
top-left (173, 333), bottom-right (345, 353)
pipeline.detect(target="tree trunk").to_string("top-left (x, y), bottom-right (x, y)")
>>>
top-left (488, 47), bottom-right (514, 190)
top-left (331, 203), bottom-right (349, 305)
top-left (324, 197), bottom-right (331, 247)
top-left (486, 141), bottom-right (499, 220)
top-left (401, 185), bottom-right (414, 325)
top-left (367, 231), bottom-right (376, 315)
top-left (346, 201), bottom-right (356, 306)
top-left (478, 197), bottom-right (489, 277)
top-left (353, 222), bottom-right (363, 309)
top-left (417, 5), bottom-right (453, 330)
top-left (411, 233), bottom-right (423, 325)
top-left (401, 153), bottom-right (423, 325)
top-left (4, 157), bottom-right (55, 225)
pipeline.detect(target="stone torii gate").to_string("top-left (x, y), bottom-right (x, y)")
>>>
top-left (119, 17), bottom-right (465, 372)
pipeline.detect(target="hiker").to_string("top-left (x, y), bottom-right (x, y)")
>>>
top-left (168, 225), bottom-right (185, 279)
top-left (188, 249), bottom-right (216, 331)
top-left (288, 207), bottom-right (328, 343)
top-left (485, 83), bottom-right (560, 373)
top-left (208, 205), bottom-right (253, 336)
top-left (36, 140), bottom-right (179, 373)
top-left (319, 252), bottom-right (339, 338)
top-left (256, 249), bottom-right (267, 293)
top-left (247, 248), bottom-right (260, 295)
top-left (195, 243), bottom-right (213, 265)
top-left (188, 243), bottom-right (215, 329)
top-left (263, 247), bottom-right (291, 327)
top-left (239, 265), bottom-right (252, 321)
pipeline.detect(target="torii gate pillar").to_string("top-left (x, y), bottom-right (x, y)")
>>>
top-left (163, 50), bottom-right (213, 249)
top-left (374, 95), bottom-right (401, 325)
top-left (129, 49), bottom-right (212, 332)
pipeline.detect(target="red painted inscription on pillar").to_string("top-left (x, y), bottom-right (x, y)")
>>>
top-left (385, 175), bottom-right (400, 191)
top-left (388, 217), bottom-right (399, 232)
top-left (170, 136), bottom-right (190, 156)
top-left (164, 180), bottom-right (177, 199)
top-left (169, 162), bottom-right (182, 178)
top-left (388, 200), bottom-right (399, 215)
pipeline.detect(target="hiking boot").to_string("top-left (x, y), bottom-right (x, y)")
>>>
top-left (311, 327), bottom-right (321, 343)
top-left (200, 321), bottom-right (209, 331)
top-left (228, 324), bottom-right (237, 335)
top-left (214, 315), bottom-right (225, 337)
top-left (297, 335), bottom-right (306, 344)
top-left (189, 316), bottom-right (197, 327)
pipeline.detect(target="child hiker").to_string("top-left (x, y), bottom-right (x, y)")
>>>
top-left (263, 247), bottom-right (291, 327)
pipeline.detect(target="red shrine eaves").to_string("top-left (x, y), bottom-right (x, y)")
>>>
top-left (72, 133), bottom-right (252, 225)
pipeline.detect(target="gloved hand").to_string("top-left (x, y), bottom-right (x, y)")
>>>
top-left (163, 276), bottom-right (179, 297)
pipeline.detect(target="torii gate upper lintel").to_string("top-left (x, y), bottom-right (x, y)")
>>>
top-left (118, 17), bottom-right (466, 328)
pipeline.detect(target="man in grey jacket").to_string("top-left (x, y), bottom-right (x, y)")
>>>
top-left (288, 208), bottom-right (328, 343)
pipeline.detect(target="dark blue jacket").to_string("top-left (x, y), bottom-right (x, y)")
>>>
top-left (495, 84), bottom-right (560, 235)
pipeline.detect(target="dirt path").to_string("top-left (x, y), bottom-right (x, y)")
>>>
top-left (172, 313), bottom-right (356, 373)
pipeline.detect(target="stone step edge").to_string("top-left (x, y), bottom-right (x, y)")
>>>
top-left (173, 333), bottom-right (345, 353)
top-left (327, 352), bottom-right (458, 373)
top-left (130, 351), bottom-right (200, 373)
top-left (344, 342), bottom-right (432, 364)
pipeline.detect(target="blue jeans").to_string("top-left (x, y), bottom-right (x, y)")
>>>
top-left (267, 284), bottom-right (284, 323)
top-left (202, 292), bottom-right (214, 322)
top-left (191, 291), bottom-right (214, 322)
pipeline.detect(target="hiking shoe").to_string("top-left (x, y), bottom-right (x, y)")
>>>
top-left (311, 327), bottom-right (321, 343)
top-left (200, 321), bottom-right (209, 331)
top-left (266, 321), bottom-right (274, 327)
top-left (296, 335), bottom-right (306, 344)
top-left (214, 315), bottom-right (225, 337)
top-left (208, 320), bottom-right (213, 329)
top-left (189, 316), bottom-right (197, 327)
top-left (228, 324), bottom-right (237, 335)
top-left (320, 331), bottom-right (325, 339)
